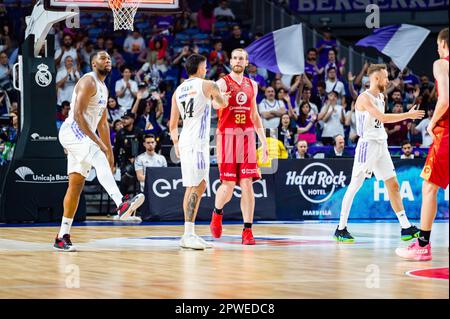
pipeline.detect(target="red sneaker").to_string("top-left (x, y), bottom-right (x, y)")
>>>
top-left (210, 211), bottom-right (223, 238)
top-left (242, 228), bottom-right (256, 245)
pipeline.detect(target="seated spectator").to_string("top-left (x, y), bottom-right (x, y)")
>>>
top-left (258, 86), bottom-right (286, 129)
top-left (292, 139), bottom-right (310, 159)
top-left (197, 1), bottom-right (216, 34)
top-left (54, 34), bottom-right (81, 72)
top-left (56, 56), bottom-right (80, 106)
top-left (419, 74), bottom-right (435, 97)
top-left (326, 135), bottom-right (351, 158)
top-left (80, 40), bottom-right (95, 73)
top-left (318, 91), bottom-right (345, 145)
top-left (345, 101), bottom-right (358, 146)
top-left (293, 102), bottom-right (318, 145)
top-left (411, 107), bottom-right (434, 147)
top-left (400, 140), bottom-right (415, 159)
top-left (110, 119), bottom-right (123, 146)
top-left (123, 30), bottom-right (146, 68)
top-left (248, 62), bottom-right (266, 103)
top-left (316, 26), bottom-right (338, 67)
top-left (304, 48), bottom-right (323, 85)
top-left (107, 96), bottom-right (123, 125)
top-left (209, 40), bottom-right (229, 79)
top-left (295, 86), bottom-right (319, 116)
top-left (0, 51), bottom-right (13, 99)
top-left (325, 67), bottom-right (345, 104)
top-left (213, 0), bottom-right (236, 21)
top-left (313, 81), bottom-right (327, 109)
top-left (115, 66), bottom-right (138, 113)
top-left (148, 35), bottom-right (169, 67)
top-left (277, 113), bottom-right (297, 149)
top-left (385, 102), bottom-right (411, 146)
top-left (135, 134), bottom-right (168, 191)
top-left (131, 90), bottom-right (164, 136)
top-left (224, 24), bottom-right (249, 57)
top-left (388, 88), bottom-right (405, 112)
top-left (323, 48), bottom-right (345, 80)
top-left (56, 100), bottom-right (70, 122)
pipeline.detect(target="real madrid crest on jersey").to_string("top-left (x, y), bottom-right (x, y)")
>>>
top-left (35, 63), bottom-right (52, 87)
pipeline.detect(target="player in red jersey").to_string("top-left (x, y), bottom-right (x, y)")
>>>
top-left (210, 48), bottom-right (268, 245)
top-left (396, 27), bottom-right (449, 261)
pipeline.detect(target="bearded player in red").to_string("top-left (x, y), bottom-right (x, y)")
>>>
top-left (396, 27), bottom-right (449, 261)
top-left (210, 49), bottom-right (268, 245)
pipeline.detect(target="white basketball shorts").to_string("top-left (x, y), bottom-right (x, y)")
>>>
top-left (59, 121), bottom-right (101, 178)
top-left (179, 143), bottom-right (210, 187)
top-left (352, 138), bottom-right (396, 182)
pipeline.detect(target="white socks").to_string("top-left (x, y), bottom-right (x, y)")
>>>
top-left (58, 217), bottom-right (73, 238)
top-left (184, 222), bottom-right (195, 236)
top-left (395, 210), bottom-right (411, 229)
top-left (89, 150), bottom-right (123, 207)
top-left (338, 174), bottom-right (365, 230)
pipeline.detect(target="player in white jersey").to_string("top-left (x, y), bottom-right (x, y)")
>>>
top-left (334, 64), bottom-right (425, 242)
top-left (54, 51), bottom-right (145, 252)
top-left (169, 54), bottom-right (229, 250)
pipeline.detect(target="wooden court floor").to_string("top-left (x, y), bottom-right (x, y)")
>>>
top-left (0, 221), bottom-right (448, 299)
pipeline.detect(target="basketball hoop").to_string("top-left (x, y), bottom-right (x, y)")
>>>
top-left (108, 0), bottom-right (142, 31)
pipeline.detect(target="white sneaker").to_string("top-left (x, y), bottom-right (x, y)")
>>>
top-left (179, 234), bottom-right (206, 250)
top-left (193, 234), bottom-right (214, 248)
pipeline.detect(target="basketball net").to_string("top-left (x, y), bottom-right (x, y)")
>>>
top-left (108, 0), bottom-right (142, 31)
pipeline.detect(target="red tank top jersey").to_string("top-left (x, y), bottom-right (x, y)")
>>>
top-left (435, 56), bottom-right (449, 129)
top-left (217, 75), bottom-right (255, 133)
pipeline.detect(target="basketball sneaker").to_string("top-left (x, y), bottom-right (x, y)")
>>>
top-left (117, 193), bottom-right (145, 220)
top-left (179, 234), bottom-right (206, 250)
top-left (210, 211), bottom-right (223, 239)
top-left (242, 228), bottom-right (256, 245)
top-left (53, 234), bottom-right (77, 252)
top-left (395, 240), bottom-right (432, 261)
top-left (401, 225), bottom-right (420, 241)
top-left (334, 227), bottom-right (355, 243)
top-left (193, 234), bottom-right (214, 249)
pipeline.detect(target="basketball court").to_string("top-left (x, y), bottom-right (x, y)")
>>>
top-left (0, 0), bottom-right (448, 305)
top-left (0, 220), bottom-right (448, 299)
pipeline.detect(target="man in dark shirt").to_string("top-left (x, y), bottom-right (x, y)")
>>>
top-left (326, 135), bottom-right (351, 158)
top-left (224, 25), bottom-right (249, 57)
top-left (114, 111), bottom-right (144, 193)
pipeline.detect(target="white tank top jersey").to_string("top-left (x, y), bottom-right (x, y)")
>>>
top-left (65, 72), bottom-right (109, 133)
top-left (355, 90), bottom-right (388, 141)
top-left (175, 77), bottom-right (212, 147)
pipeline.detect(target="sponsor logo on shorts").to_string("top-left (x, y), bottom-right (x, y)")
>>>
top-left (14, 166), bottom-right (68, 184)
top-left (241, 168), bottom-right (258, 175)
top-left (285, 162), bottom-right (347, 204)
top-left (223, 172), bottom-right (236, 178)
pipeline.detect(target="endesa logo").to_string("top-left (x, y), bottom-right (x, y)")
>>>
top-left (152, 178), bottom-right (268, 199)
top-left (285, 163), bottom-right (346, 203)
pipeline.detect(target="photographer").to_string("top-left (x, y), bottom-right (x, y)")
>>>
top-left (114, 111), bottom-right (144, 194)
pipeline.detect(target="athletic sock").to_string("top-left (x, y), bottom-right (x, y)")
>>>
top-left (58, 217), bottom-right (74, 238)
top-left (244, 223), bottom-right (252, 229)
top-left (89, 151), bottom-right (123, 207)
top-left (338, 174), bottom-right (365, 230)
top-left (395, 210), bottom-right (411, 229)
top-left (214, 208), bottom-right (223, 215)
top-left (184, 222), bottom-right (195, 236)
top-left (418, 230), bottom-right (431, 247)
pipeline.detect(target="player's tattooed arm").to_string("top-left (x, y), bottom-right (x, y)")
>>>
top-left (206, 80), bottom-right (229, 110)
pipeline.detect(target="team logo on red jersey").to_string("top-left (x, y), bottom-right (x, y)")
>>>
top-left (236, 92), bottom-right (248, 105)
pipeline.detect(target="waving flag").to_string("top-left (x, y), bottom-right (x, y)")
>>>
top-left (245, 24), bottom-right (304, 75)
top-left (356, 24), bottom-right (430, 71)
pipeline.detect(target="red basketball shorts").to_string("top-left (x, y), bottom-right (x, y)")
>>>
top-left (421, 126), bottom-right (449, 189)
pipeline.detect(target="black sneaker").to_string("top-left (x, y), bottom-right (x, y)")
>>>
top-left (116, 193), bottom-right (145, 220)
top-left (401, 225), bottom-right (420, 241)
top-left (334, 227), bottom-right (355, 243)
top-left (53, 234), bottom-right (77, 252)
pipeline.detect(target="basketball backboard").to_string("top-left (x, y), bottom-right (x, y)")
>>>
top-left (43, 0), bottom-right (180, 12)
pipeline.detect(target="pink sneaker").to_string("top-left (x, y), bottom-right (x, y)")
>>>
top-left (395, 240), bottom-right (432, 261)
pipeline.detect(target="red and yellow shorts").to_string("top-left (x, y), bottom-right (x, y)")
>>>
top-left (216, 131), bottom-right (261, 184)
top-left (421, 126), bottom-right (449, 189)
